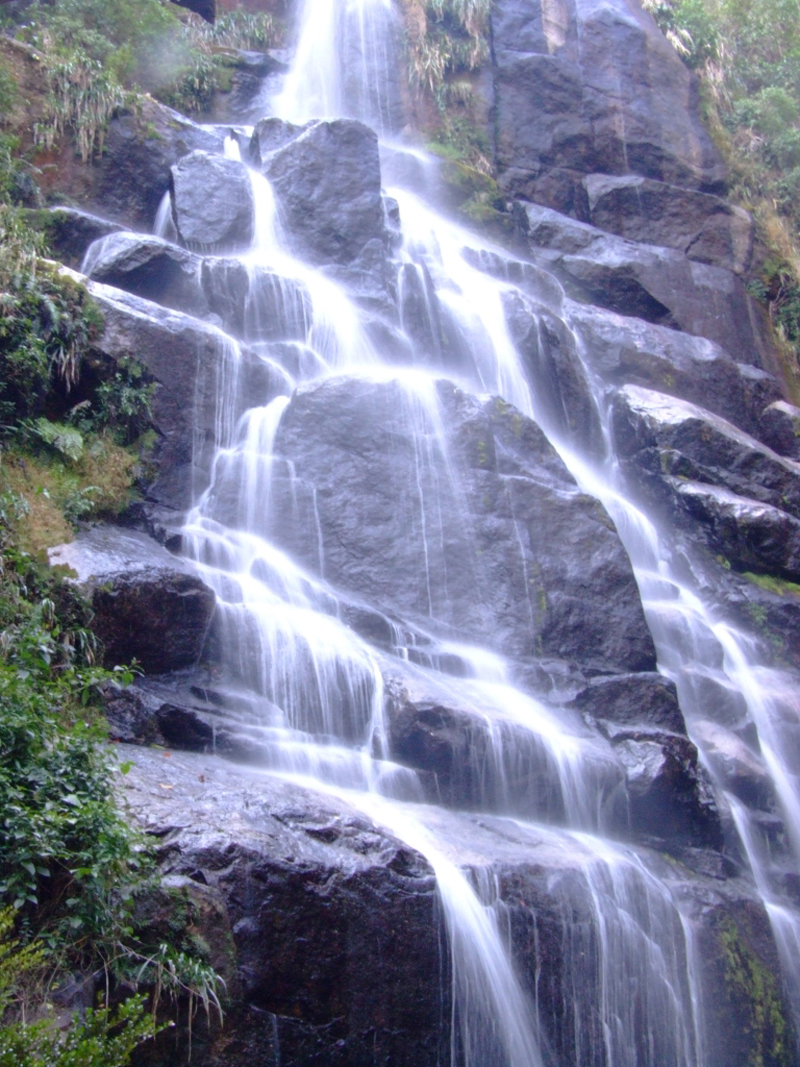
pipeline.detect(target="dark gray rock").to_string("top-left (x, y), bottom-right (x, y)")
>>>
top-left (48, 527), bottom-right (215, 673)
top-left (120, 746), bottom-right (446, 1067)
top-left (260, 119), bottom-right (387, 270)
top-left (609, 728), bottom-right (722, 849)
top-left (502, 289), bottom-right (604, 451)
top-left (204, 52), bottom-right (291, 125)
top-left (84, 97), bottom-right (225, 229)
top-left (759, 400), bottom-right (800, 461)
top-left (580, 173), bottom-right (753, 274)
top-left (264, 376), bottom-right (655, 674)
top-left (248, 117), bottom-right (311, 167)
top-left (383, 665), bottom-right (620, 824)
top-left (169, 150), bottom-right (255, 252)
top-left (568, 303), bottom-right (781, 440)
top-left (693, 721), bottom-right (775, 810)
top-left (491, 0), bottom-right (725, 200)
top-left (460, 246), bottom-right (566, 313)
top-left (82, 232), bottom-right (208, 318)
top-left (612, 385), bottom-right (800, 522)
top-left (116, 746), bottom-right (793, 1067)
top-left (515, 201), bottom-right (774, 368)
top-left (569, 672), bottom-right (686, 733)
top-left (666, 480), bottom-right (800, 582)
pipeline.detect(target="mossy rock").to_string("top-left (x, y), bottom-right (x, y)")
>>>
top-left (698, 900), bottom-right (795, 1067)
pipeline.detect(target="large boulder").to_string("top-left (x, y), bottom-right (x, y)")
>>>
top-left (758, 400), bottom-right (800, 461)
top-left (169, 150), bottom-right (256, 252)
top-left (501, 289), bottom-right (604, 451)
top-left (579, 173), bottom-right (753, 274)
top-left (663, 480), bottom-right (800, 582)
top-left (569, 671), bottom-right (686, 733)
top-left (515, 201), bottom-right (774, 369)
top-left (120, 747), bottom-right (446, 1067)
top-left (30, 207), bottom-right (124, 271)
top-left (612, 385), bottom-right (800, 578)
top-left (254, 119), bottom-right (389, 275)
top-left (200, 258), bottom-right (311, 342)
top-left (82, 232), bottom-right (208, 318)
top-left (48, 527), bottom-right (215, 673)
top-left (383, 664), bottom-right (623, 826)
top-left (491, 0), bottom-right (725, 205)
top-left (260, 375), bottom-right (656, 674)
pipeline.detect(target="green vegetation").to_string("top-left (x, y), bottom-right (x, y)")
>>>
top-left (9, 1), bottom-right (281, 159)
top-left (642, 0), bottom-right (800, 388)
top-left (742, 571), bottom-right (800, 597)
top-left (401, 0), bottom-right (492, 171)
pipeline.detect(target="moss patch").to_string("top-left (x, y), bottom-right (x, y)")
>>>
top-left (743, 572), bottom-right (800, 597)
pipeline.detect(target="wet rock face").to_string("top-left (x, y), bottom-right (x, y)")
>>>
top-left (567, 303), bottom-right (781, 440)
top-left (48, 527), bottom-right (215, 673)
top-left (121, 747), bottom-right (448, 1067)
top-left (40, 208), bottom-right (124, 270)
top-left (268, 376), bottom-right (656, 674)
top-left (56, 96), bottom-right (225, 229)
top-left (119, 747), bottom-right (792, 1067)
top-left (169, 151), bottom-right (256, 252)
top-left (491, 0), bottom-right (725, 204)
top-left (83, 277), bottom-right (283, 506)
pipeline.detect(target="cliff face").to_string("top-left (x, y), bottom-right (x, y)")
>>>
top-left (20, 1), bottom-right (800, 1064)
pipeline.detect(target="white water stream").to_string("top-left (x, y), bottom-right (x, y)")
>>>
top-left (152, 1), bottom-right (800, 1063)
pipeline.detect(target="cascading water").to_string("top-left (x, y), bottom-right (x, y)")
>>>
top-left (136, 0), bottom-right (800, 1062)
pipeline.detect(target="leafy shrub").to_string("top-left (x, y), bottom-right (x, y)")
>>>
top-left (0, 995), bottom-right (158, 1067)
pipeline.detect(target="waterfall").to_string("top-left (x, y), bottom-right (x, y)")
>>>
top-left (149, 0), bottom-right (800, 1063)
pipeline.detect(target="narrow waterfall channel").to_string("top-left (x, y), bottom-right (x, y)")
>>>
top-left (71, 1), bottom-right (800, 1063)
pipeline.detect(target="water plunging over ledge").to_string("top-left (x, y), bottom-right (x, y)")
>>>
top-left (119, 0), bottom-right (800, 1063)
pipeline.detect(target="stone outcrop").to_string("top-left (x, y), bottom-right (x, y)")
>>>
top-left (612, 385), bottom-right (800, 578)
top-left (82, 232), bottom-right (208, 318)
top-left (79, 275), bottom-right (283, 507)
top-left (578, 173), bottom-right (753, 273)
top-left (515, 201), bottom-right (772, 367)
top-left (251, 118), bottom-right (394, 305)
top-left (169, 151), bottom-right (256, 252)
top-left (119, 745), bottom-right (794, 1067)
top-left (567, 302), bottom-right (781, 440)
top-left (120, 746), bottom-right (447, 1067)
top-left (48, 527), bottom-right (215, 673)
top-left (267, 376), bottom-right (656, 674)
top-left (37, 207), bottom-right (124, 270)
top-left (490, 0), bottom-right (725, 207)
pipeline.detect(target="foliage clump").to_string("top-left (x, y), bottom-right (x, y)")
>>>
top-left (642, 0), bottom-right (800, 385)
top-left (11, 1), bottom-right (282, 157)
top-left (401, 0), bottom-right (492, 171)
